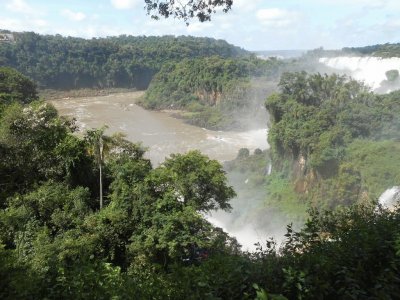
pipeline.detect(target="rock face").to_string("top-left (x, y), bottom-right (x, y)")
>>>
top-left (379, 186), bottom-right (400, 210)
top-left (195, 89), bottom-right (222, 106)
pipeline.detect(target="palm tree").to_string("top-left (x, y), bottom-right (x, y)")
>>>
top-left (85, 125), bottom-right (111, 209)
top-left (85, 127), bottom-right (142, 209)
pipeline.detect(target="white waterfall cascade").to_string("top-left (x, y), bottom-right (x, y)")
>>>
top-left (378, 186), bottom-right (400, 210)
top-left (319, 56), bottom-right (400, 91)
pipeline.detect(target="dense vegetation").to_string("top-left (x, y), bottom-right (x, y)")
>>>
top-left (2, 68), bottom-right (400, 299)
top-left (0, 31), bottom-right (282, 129)
top-left (142, 56), bottom-right (283, 129)
top-left (0, 67), bottom-right (239, 298)
top-left (0, 66), bottom-right (38, 106)
top-left (265, 72), bottom-right (400, 209)
top-left (0, 31), bottom-right (289, 130)
top-left (0, 31), bottom-right (248, 90)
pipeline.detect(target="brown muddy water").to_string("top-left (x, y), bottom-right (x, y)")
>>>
top-left (50, 91), bottom-right (276, 250)
top-left (50, 91), bottom-right (269, 165)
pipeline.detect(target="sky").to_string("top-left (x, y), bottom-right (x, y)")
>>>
top-left (0, 0), bottom-right (399, 51)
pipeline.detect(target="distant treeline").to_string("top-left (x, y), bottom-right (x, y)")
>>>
top-left (0, 30), bottom-right (289, 130)
top-left (0, 31), bottom-right (249, 90)
top-left (343, 43), bottom-right (400, 57)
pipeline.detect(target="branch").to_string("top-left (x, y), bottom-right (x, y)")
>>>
top-left (144, 0), bottom-right (233, 25)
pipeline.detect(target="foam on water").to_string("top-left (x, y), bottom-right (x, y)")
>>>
top-left (206, 215), bottom-right (265, 251)
top-left (378, 186), bottom-right (400, 209)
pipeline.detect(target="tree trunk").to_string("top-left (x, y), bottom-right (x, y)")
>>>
top-left (99, 138), bottom-right (104, 209)
top-left (99, 162), bottom-right (103, 209)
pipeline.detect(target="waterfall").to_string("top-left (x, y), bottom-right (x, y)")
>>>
top-left (378, 186), bottom-right (400, 209)
top-left (267, 163), bottom-right (272, 175)
top-left (319, 56), bottom-right (400, 91)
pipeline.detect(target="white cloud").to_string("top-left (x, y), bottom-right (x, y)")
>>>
top-left (0, 17), bottom-right (22, 30)
top-left (187, 22), bottom-right (213, 33)
top-left (256, 8), bottom-right (302, 29)
top-left (311, 0), bottom-right (384, 5)
top-left (5, 0), bottom-right (42, 16)
top-left (232, 0), bottom-right (261, 12)
top-left (309, 0), bottom-right (400, 11)
top-left (0, 17), bottom-right (46, 32)
top-left (6, 0), bottom-right (31, 14)
top-left (32, 19), bottom-right (47, 27)
top-left (61, 9), bottom-right (86, 22)
top-left (110, 0), bottom-right (141, 10)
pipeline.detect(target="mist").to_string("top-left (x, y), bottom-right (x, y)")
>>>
top-left (206, 52), bottom-right (400, 250)
top-left (207, 169), bottom-right (303, 251)
top-left (206, 76), bottom-right (304, 251)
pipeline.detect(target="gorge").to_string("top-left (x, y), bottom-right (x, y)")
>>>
top-left (50, 91), bottom-right (278, 249)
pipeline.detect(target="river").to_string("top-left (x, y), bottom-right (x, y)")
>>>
top-left (50, 91), bottom-right (277, 250)
top-left (50, 91), bottom-right (269, 165)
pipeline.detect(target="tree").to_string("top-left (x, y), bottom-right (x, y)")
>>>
top-left (0, 101), bottom-right (74, 200)
top-left (84, 126), bottom-right (110, 209)
top-left (0, 32), bottom-right (247, 91)
top-left (237, 148), bottom-right (250, 159)
top-left (0, 67), bottom-right (38, 105)
top-left (84, 128), bottom-right (148, 209)
top-left (159, 150), bottom-right (236, 212)
top-left (145, 0), bottom-right (233, 24)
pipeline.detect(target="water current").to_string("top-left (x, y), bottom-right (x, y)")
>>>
top-left (50, 92), bottom-right (268, 165)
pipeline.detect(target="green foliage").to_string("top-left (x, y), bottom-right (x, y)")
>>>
top-left (0, 32), bottom-right (248, 90)
top-left (0, 101), bottom-right (93, 201)
top-left (253, 284), bottom-right (288, 300)
top-left (294, 139), bottom-right (400, 209)
top-left (278, 205), bottom-right (400, 298)
top-left (0, 67), bottom-right (38, 105)
top-left (145, 0), bottom-right (233, 24)
top-left (266, 72), bottom-right (372, 162)
top-left (142, 56), bottom-right (283, 129)
top-left (158, 150), bottom-right (236, 212)
top-left (266, 71), bottom-right (400, 208)
top-left (343, 42), bottom-right (400, 57)
top-left (144, 56), bottom-right (258, 109)
top-left (2, 66), bottom-right (400, 299)
top-left (237, 147), bottom-right (250, 159)
top-left (344, 139), bottom-right (400, 200)
top-left (265, 173), bottom-right (308, 218)
top-left (225, 148), bottom-right (268, 181)
top-left (0, 104), bottom-right (239, 297)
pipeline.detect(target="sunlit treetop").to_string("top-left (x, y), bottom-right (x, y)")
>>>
top-left (145, 0), bottom-right (233, 24)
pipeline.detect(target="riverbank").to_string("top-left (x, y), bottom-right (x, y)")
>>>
top-left (40, 88), bottom-right (140, 100)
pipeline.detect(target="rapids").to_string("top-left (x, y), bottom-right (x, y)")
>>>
top-left (50, 92), bottom-right (269, 165)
